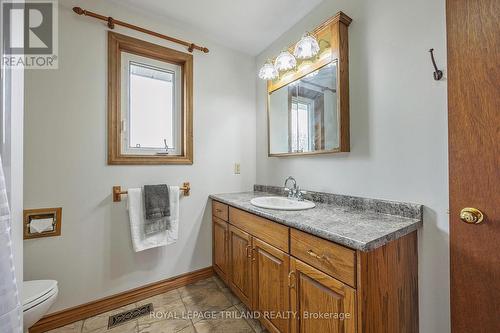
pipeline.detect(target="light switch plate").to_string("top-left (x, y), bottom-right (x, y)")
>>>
top-left (234, 163), bottom-right (241, 174)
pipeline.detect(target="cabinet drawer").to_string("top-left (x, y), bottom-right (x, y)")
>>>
top-left (212, 201), bottom-right (229, 221)
top-left (290, 229), bottom-right (356, 287)
top-left (229, 207), bottom-right (289, 252)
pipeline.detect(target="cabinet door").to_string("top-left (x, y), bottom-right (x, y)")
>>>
top-left (213, 217), bottom-right (228, 282)
top-left (228, 225), bottom-right (253, 308)
top-left (290, 257), bottom-right (356, 333)
top-left (252, 237), bottom-right (290, 333)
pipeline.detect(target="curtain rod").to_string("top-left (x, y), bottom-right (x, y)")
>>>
top-left (72, 7), bottom-right (209, 53)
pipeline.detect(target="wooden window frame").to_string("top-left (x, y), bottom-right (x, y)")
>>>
top-left (108, 31), bottom-right (193, 165)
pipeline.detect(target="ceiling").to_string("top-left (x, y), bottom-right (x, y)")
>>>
top-left (115, 0), bottom-right (323, 55)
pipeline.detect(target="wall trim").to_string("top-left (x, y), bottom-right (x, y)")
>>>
top-left (29, 266), bottom-right (214, 333)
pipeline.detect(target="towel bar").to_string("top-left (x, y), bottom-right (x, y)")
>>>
top-left (113, 182), bottom-right (190, 202)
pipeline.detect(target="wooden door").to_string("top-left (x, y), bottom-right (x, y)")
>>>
top-left (213, 217), bottom-right (228, 282)
top-left (228, 225), bottom-right (253, 308)
top-left (290, 258), bottom-right (355, 333)
top-left (447, 0), bottom-right (500, 331)
top-left (252, 237), bottom-right (290, 333)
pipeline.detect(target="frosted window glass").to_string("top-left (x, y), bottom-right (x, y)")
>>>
top-left (129, 63), bottom-right (174, 150)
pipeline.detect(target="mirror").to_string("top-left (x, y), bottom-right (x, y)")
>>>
top-left (266, 12), bottom-right (351, 156)
top-left (268, 62), bottom-right (339, 155)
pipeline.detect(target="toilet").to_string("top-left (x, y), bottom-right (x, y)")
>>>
top-left (22, 280), bottom-right (58, 332)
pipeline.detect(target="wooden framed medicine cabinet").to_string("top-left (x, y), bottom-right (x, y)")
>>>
top-left (267, 12), bottom-right (351, 157)
top-left (108, 32), bottom-right (193, 165)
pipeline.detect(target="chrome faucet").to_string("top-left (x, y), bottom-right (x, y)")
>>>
top-left (284, 176), bottom-right (306, 201)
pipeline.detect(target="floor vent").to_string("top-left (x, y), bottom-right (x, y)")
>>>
top-left (107, 303), bottom-right (153, 329)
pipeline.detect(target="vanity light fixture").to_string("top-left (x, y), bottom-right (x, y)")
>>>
top-left (258, 32), bottom-right (322, 80)
top-left (294, 33), bottom-right (320, 59)
top-left (274, 50), bottom-right (297, 71)
top-left (258, 60), bottom-right (278, 80)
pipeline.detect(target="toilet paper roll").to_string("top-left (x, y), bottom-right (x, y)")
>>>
top-left (29, 218), bottom-right (54, 234)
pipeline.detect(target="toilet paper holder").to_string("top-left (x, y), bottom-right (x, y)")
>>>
top-left (23, 207), bottom-right (62, 240)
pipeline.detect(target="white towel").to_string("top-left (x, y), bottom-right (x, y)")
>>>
top-left (127, 186), bottom-right (179, 252)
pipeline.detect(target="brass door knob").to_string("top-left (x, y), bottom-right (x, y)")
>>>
top-left (459, 208), bottom-right (484, 224)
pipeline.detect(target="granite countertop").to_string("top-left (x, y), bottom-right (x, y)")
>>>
top-left (210, 186), bottom-right (423, 252)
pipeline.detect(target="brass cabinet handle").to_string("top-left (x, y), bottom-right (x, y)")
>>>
top-left (307, 249), bottom-right (325, 260)
top-left (288, 271), bottom-right (296, 289)
top-left (460, 207), bottom-right (484, 224)
top-left (246, 245), bottom-right (252, 258)
top-left (251, 248), bottom-right (256, 261)
top-left (215, 208), bottom-right (223, 213)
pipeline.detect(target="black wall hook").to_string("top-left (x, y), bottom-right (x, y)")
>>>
top-left (429, 49), bottom-right (443, 80)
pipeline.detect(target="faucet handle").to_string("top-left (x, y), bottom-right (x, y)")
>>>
top-left (297, 190), bottom-right (307, 201)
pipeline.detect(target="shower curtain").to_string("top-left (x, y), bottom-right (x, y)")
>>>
top-left (0, 155), bottom-right (22, 332)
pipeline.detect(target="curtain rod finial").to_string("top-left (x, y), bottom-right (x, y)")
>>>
top-left (73, 7), bottom-right (84, 15)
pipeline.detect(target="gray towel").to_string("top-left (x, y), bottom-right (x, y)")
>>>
top-left (144, 216), bottom-right (171, 235)
top-left (143, 184), bottom-right (170, 235)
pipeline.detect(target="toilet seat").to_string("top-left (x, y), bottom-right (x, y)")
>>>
top-left (22, 280), bottom-right (58, 312)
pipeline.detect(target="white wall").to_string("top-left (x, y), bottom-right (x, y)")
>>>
top-left (24, 0), bottom-right (256, 313)
top-left (256, 1), bottom-right (449, 333)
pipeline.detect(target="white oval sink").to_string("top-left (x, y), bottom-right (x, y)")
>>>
top-left (250, 196), bottom-right (315, 211)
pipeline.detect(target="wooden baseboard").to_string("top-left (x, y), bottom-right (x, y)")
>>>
top-left (30, 266), bottom-right (214, 333)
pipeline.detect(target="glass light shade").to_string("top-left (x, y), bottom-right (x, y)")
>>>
top-left (294, 34), bottom-right (320, 59)
top-left (258, 61), bottom-right (278, 80)
top-left (274, 51), bottom-right (297, 71)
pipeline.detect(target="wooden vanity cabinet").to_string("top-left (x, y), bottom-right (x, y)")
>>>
top-left (212, 201), bottom-right (229, 283)
top-left (212, 217), bottom-right (228, 283)
top-left (212, 201), bottom-right (419, 333)
top-left (290, 257), bottom-right (355, 333)
top-left (252, 237), bottom-right (290, 333)
top-left (228, 225), bottom-right (253, 308)
top-left (290, 229), bottom-right (356, 288)
top-left (213, 200), bottom-right (229, 220)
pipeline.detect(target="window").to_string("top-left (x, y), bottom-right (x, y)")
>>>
top-left (290, 98), bottom-right (313, 152)
top-left (122, 55), bottom-right (181, 155)
top-left (108, 32), bottom-right (193, 164)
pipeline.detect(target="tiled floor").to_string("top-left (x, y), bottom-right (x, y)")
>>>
top-left (47, 276), bottom-right (267, 333)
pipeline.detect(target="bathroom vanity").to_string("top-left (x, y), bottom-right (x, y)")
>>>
top-left (210, 186), bottom-right (422, 333)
